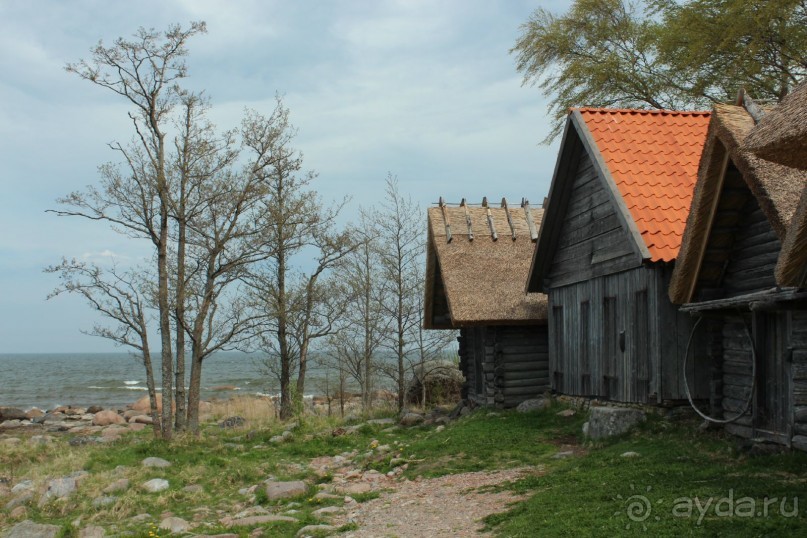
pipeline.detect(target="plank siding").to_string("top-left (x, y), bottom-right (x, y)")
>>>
top-left (457, 325), bottom-right (549, 408)
top-left (721, 196), bottom-right (781, 297)
top-left (546, 153), bottom-right (639, 289)
top-left (547, 266), bottom-right (709, 403)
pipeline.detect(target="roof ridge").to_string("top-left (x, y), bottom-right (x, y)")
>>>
top-left (574, 107), bottom-right (711, 116)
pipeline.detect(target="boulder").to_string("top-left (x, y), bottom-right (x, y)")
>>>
top-left (295, 525), bottom-right (338, 537)
top-left (0, 420), bottom-right (23, 429)
top-left (142, 457), bottom-right (171, 468)
top-left (78, 526), bottom-right (106, 538)
top-left (399, 413), bottom-right (424, 427)
top-left (556, 409), bottom-right (576, 417)
top-left (221, 514), bottom-right (297, 527)
top-left (92, 410), bottom-right (125, 426)
top-left (585, 407), bottom-right (646, 440)
top-left (3, 520), bottom-right (61, 538)
top-left (142, 478), bottom-right (169, 493)
top-left (219, 416), bottom-right (245, 429)
top-left (25, 408), bottom-right (44, 420)
top-left (516, 398), bottom-right (547, 413)
top-left (129, 415), bottom-right (153, 424)
top-left (264, 480), bottom-right (307, 501)
top-left (38, 477), bottom-right (77, 506)
top-left (159, 516), bottom-right (191, 533)
top-left (86, 405), bottom-right (104, 414)
top-left (0, 408), bottom-right (28, 421)
top-left (366, 418), bottom-right (395, 426)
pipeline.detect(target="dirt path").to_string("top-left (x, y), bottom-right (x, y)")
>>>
top-left (336, 467), bottom-right (538, 537)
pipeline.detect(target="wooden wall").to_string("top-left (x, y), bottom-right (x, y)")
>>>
top-left (548, 265), bottom-right (710, 403)
top-left (457, 325), bottom-right (549, 408)
top-left (545, 152), bottom-right (639, 289)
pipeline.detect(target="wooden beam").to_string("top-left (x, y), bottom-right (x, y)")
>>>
top-left (501, 197), bottom-right (516, 240)
top-left (522, 198), bottom-right (539, 241)
top-left (439, 196), bottom-right (452, 243)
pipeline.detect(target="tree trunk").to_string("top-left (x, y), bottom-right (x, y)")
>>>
top-left (174, 217), bottom-right (187, 432)
top-left (156, 136), bottom-right (173, 441)
top-left (187, 345), bottom-right (203, 434)
top-left (295, 338), bottom-right (309, 409)
top-left (140, 332), bottom-right (161, 439)
top-left (277, 249), bottom-right (292, 420)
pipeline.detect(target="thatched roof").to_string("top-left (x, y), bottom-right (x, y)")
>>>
top-left (669, 103), bottom-right (807, 304)
top-left (424, 199), bottom-right (547, 329)
top-left (743, 81), bottom-right (807, 169)
top-left (776, 185), bottom-right (807, 288)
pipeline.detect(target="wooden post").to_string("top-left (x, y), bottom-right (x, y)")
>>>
top-left (482, 197), bottom-right (497, 241)
top-left (439, 197), bottom-right (452, 243)
top-left (460, 198), bottom-right (474, 241)
top-left (501, 197), bottom-right (516, 241)
top-left (522, 198), bottom-right (538, 241)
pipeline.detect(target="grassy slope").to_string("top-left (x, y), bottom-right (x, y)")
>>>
top-left (2, 405), bottom-right (806, 537)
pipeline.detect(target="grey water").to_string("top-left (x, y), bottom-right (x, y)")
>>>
top-left (0, 352), bottom-right (319, 411)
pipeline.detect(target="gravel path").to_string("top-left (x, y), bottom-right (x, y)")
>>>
top-left (338, 467), bottom-right (538, 537)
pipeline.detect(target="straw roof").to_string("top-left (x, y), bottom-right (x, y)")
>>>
top-left (669, 103), bottom-right (807, 304)
top-left (423, 200), bottom-right (547, 329)
top-left (776, 185), bottom-right (807, 288)
top-left (743, 81), bottom-right (807, 169)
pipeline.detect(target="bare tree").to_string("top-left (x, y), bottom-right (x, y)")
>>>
top-left (244, 103), bottom-right (355, 419)
top-left (45, 261), bottom-right (162, 436)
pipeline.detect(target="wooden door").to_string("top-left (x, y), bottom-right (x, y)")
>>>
top-left (753, 312), bottom-right (792, 443)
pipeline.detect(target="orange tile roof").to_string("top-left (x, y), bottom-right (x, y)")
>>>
top-left (577, 108), bottom-right (711, 262)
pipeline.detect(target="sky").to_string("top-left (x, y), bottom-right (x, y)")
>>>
top-left (0, 0), bottom-right (564, 353)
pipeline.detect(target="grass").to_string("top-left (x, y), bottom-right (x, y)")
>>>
top-left (2, 403), bottom-right (806, 537)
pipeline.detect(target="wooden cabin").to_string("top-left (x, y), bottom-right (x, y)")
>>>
top-left (669, 95), bottom-right (807, 449)
top-left (526, 108), bottom-right (712, 404)
top-left (424, 198), bottom-right (549, 408)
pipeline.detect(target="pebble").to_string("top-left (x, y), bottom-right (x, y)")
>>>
top-left (142, 478), bottom-right (170, 493)
top-left (159, 516), bottom-right (191, 533)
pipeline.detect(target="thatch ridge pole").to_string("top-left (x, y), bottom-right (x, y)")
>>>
top-left (460, 198), bottom-right (474, 241)
top-left (501, 197), bottom-right (516, 241)
top-left (482, 197), bottom-right (498, 241)
top-left (522, 198), bottom-right (538, 241)
top-left (439, 196), bottom-right (452, 243)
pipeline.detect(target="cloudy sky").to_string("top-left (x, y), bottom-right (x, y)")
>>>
top-left (0, 0), bottom-right (564, 353)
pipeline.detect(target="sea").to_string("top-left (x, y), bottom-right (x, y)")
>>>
top-left (0, 351), bottom-right (337, 411)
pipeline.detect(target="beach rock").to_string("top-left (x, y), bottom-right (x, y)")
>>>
top-left (264, 480), bottom-right (307, 501)
top-left (159, 516), bottom-right (191, 533)
top-left (221, 514), bottom-right (298, 527)
top-left (335, 481), bottom-right (372, 495)
top-left (585, 407), bottom-right (646, 440)
top-left (4, 491), bottom-right (33, 510)
top-left (219, 416), bottom-right (245, 429)
top-left (3, 520), bottom-right (61, 538)
top-left (69, 436), bottom-right (101, 446)
top-left (93, 410), bottom-right (125, 426)
top-left (129, 415), bottom-right (153, 424)
top-left (0, 408), bottom-right (27, 421)
top-left (28, 435), bottom-right (55, 445)
top-left (25, 408), bottom-right (44, 420)
top-left (92, 495), bottom-right (117, 507)
top-left (8, 505), bottom-right (27, 519)
top-left (516, 398), bottom-right (547, 413)
top-left (142, 478), bottom-right (169, 493)
top-left (86, 405), bottom-right (104, 414)
top-left (10, 480), bottom-right (34, 495)
top-left (78, 526), bottom-right (105, 538)
top-left (557, 409), bottom-right (576, 417)
top-left (0, 420), bottom-right (23, 429)
top-left (38, 477), bottom-right (77, 506)
top-left (312, 505), bottom-right (344, 518)
top-left (366, 418), bottom-right (395, 426)
top-left (129, 423), bottom-right (147, 432)
top-left (295, 525), bottom-right (337, 537)
top-left (211, 385), bottom-right (237, 391)
top-left (142, 457), bottom-right (171, 468)
top-left (269, 431), bottom-right (293, 443)
top-left (399, 413), bottom-right (424, 427)
top-left (130, 513), bottom-right (152, 523)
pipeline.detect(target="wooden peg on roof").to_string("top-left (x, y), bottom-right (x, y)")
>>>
top-left (522, 198), bottom-right (538, 241)
top-left (501, 197), bottom-right (516, 241)
top-left (483, 197), bottom-right (498, 241)
top-left (439, 196), bottom-right (452, 243)
top-left (460, 198), bottom-right (474, 240)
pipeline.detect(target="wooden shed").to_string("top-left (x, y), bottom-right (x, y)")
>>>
top-left (424, 198), bottom-right (548, 408)
top-left (526, 108), bottom-right (712, 404)
top-left (669, 96), bottom-right (807, 448)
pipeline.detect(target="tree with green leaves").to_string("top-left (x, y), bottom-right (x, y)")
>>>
top-left (512, 0), bottom-right (807, 140)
